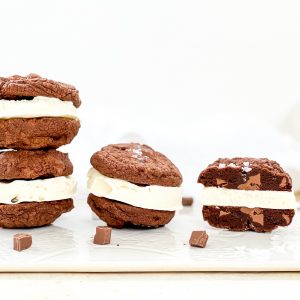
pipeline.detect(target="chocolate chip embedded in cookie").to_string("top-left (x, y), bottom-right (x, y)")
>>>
top-left (0, 150), bottom-right (73, 180)
top-left (0, 199), bottom-right (73, 228)
top-left (0, 74), bottom-right (81, 149)
top-left (198, 158), bottom-right (296, 232)
top-left (87, 143), bottom-right (183, 228)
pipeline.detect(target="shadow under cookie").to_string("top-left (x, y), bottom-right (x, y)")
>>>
top-left (88, 193), bottom-right (175, 229)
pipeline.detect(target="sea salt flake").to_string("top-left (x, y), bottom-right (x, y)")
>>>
top-left (218, 163), bottom-right (226, 168)
top-left (243, 162), bottom-right (250, 167)
top-left (242, 166), bottom-right (252, 173)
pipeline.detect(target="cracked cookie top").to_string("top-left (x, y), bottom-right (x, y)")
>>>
top-left (0, 74), bottom-right (81, 107)
top-left (91, 143), bottom-right (182, 187)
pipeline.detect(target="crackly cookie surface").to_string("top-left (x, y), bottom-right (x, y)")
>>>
top-left (88, 194), bottom-right (175, 229)
top-left (0, 199), bottom-right (73, 228)
top-left (91, 143), bottom-right (182, 187)
top-left (198, 157), bottom-right (292, 191)
top-left (0, 150), bottom-right (73, 180)
top-left (0, 74), bottom-right (81, 107)
top-left (0, 117), bottom-right (80, 150)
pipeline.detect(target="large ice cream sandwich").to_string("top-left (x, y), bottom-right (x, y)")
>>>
top-left (87, 143), bottom-right (183, 228)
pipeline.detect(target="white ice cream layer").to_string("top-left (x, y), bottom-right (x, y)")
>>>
top-left (87, 168), bottom-right (183, 211)
top-left (200, 187), bottom-right (296, 209)
top-left (0, 176), bottom-right (77, 204)
top-left (0, 96), bottom-right (78, 119)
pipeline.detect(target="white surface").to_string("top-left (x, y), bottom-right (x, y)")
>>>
top-left (0, 97), bottom-right (78, 119)
top-left (87, 168), bottom-right (182, 211)
top-left (200, 187), bottom-right (296, 209)
top-left (0, 188), bottom-right (300, 272)
top-left (1, 273), bottom-right (300, 300)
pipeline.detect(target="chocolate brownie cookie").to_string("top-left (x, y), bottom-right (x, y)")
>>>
top-left (0, 150), bottom-right (72, 180)
top-left (198, 158), bottom-right (296, 232)
top-left (0, 74), bottom-right (80, 107)
top-left (0, 117), bottom-right (80, 150)
top-left (0, 199), bottom-right (73, 228)
top-left (88, 194), bottom-right (175, 228)
top-left (87, 143), bottom-right (183, 228)
top-left (91, 143), bottom-right (182, 187)
top-left (0, 149), bottom-right (76, 228)
top-left (0, 74), bottom-right (81, 149)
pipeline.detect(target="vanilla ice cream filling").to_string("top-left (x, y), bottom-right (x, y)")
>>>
top-left (0, 176), bottom-right (77, 205)
top-left (0, 96), bottom-right (78, 119)
top-left (87, 168), bottom-right (183, 211)
top-left (200, 187), bottom-right (296, 209)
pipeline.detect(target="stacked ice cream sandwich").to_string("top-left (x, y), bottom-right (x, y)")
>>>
top-left (0, 74), bottom-right (80, 228)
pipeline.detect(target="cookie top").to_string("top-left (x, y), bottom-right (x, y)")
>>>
top-left (198, 157), bottom-right (292, 191)
top-left (90, 143), bottom-right (182, 187)
top-left (0, 74), bottom-right (81, 107)
top-left (0, 150), bottom-right (73, 180)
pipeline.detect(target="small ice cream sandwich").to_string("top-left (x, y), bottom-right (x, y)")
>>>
top-left (0, 150), bottom-right (76, 228)
top-left (198, 158), bottom-right (296, 232)
top-left (0, 74), bottom-right (80, 149)
top-left (87, 143), bottom-right (183, 228)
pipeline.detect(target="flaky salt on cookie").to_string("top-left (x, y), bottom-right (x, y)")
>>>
top-left (198, 158), bottom-right (296, 233)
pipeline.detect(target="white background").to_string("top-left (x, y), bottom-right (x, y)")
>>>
top-left (2, 1), bottom-right (300, 178)
top-left (1, 2), bottom-right (300, 297)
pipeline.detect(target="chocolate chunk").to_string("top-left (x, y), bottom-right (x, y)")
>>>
top-left (189, 231), bottom-right (208, 248)
top-left (182, 197), bottom-right (193, 206)
top-left (93, 226), bottom-right (112, 245)
top-left (13, 233), bottom-right (32, 251)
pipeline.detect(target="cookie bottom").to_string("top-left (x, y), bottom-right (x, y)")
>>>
top-left (0, 117), bottom-right (80, 150)
top-left (203, 205), bottom-right (295, 233)
top-left (87, 193), bottom-right (175, 229)
top-left (0, 199), bottom-right (73, 228)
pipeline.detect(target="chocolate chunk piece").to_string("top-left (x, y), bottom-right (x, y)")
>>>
top-left (90, 143), bottom-right (182, 187)
top-left (0, 74), bottom-right (81, 107)
top-left (182, 197), bottom-right (193, 206)
top-left (198, 157), bottom-right (292, 191)
top-left (93, 226), bottom-right (112, 245)
top-left (189, 231), bottom-right (208, 248)
top-left (13, 233), bottom-right (32, 251)
top-left (88, 194), bottom-right (175, 229)
top-left (203, 205), bottom-right (295, 233)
